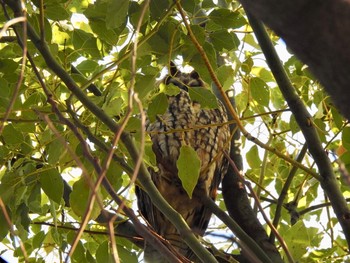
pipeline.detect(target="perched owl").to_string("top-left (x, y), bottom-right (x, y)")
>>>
top-left (136, 62), bottom-right (230, 262)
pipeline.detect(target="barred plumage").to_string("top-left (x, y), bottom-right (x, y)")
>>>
top-left (136, 63), bottom-right (230, 262)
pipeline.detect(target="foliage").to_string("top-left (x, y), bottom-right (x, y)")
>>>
top-left (0, 0), bottom-right (349, 262)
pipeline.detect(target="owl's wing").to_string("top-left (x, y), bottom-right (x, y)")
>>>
top-left (136, 168), bottom-right (158, 228)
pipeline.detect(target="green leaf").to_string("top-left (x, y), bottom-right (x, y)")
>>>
top-left (150, 0), bottom-right (170, 20)
top-left (242, 56), bottom-right (253, 74)
top-left (163, 83), bottom-right (181, 96)
top-left (44, 2), bottom-right (70, 20)
top-left (188, 87), bottom-right (218, 109)
top-left (0, 79), bottom-right (11, 100)
top-left (105, 162), bottom-right (123, 193)
top-left (118, 245), bottom-right (138, 263)
top-left (342, 127), bottom-right (350, 150)
top-left (2, 124), bottom-right (24, 145)
top-left (210, 30), bottom-right (240, 51)
top-left (102, 97), bottom-right (124, 117)
top-left (76, 60), bottom-right (99, 75)
top-left (250, 77), bottom-right (270, 107)
top-left (289, 115), bottom-right (300, 134)
top-left (124, 116), bottom-right (141, 133)
top-left (39, 168), bottom-right (63, 204)
top-left (144, 18), bottom-right (179, 55)
top-left (246, 145), bottom-right (261, 169)
top-left (129, 2), bottom-right (148, 31)
top-left (177, 145), bottom-right (201, 198)
top-left (90, 19), bottom-right (120, 46)
top-left (147, 93), bottom-right (168, 122)
top-left (283, 221), bottom-right (318, 260)
top-left (106, 0), bottom-right (129, 29)
top-left (190, 25), bottom-right (206, 45)
top-left (270, 86), bottom-right (285, 109)
top-left (71, 239), bottom-right (86, 262)
top-left (72, 29), bottom-right (100, 58)
top-left (209, 9), bottom-right (246, 29)
top-left (135, 75), bottom-right (157, 99)
top-left (17, 203), bottom-right (30, 231)
top-left (47, 139), bottom-right (65, 165)
top-left (251, 67), bottom-right (275, 83)
top-left (27, 183), bottom-right (42, 213)
top-left (216, 65), bottom-right (235, 91)
top-left (32, 231), bottom-right (46, 249)
top-left (314, 101), bottom-right (324, 119)
top-left (69, 177), bottom-right (101, 220)
top-left (22, 92), bottom-right (46, 108)
top-left (96, 241), bottom-right (113, 263)
top-left (0, 58), bottom-right (18, 74)
top-left (191, 42), bottom-right (217, 83)
top-left (244, 34), bottom-right (261, 50)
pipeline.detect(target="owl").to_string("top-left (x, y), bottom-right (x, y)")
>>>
top-left (136, 62), bottom-right (230, 262)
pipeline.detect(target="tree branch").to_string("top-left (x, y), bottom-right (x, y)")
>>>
top-left (245, 12), bottom-right (350, 248)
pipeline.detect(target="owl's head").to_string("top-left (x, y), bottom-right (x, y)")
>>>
top-left (164, 62), bottom-right (204, 92)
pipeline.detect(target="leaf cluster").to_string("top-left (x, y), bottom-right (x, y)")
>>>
top-left (0, 0), bottom-right (349, 262)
